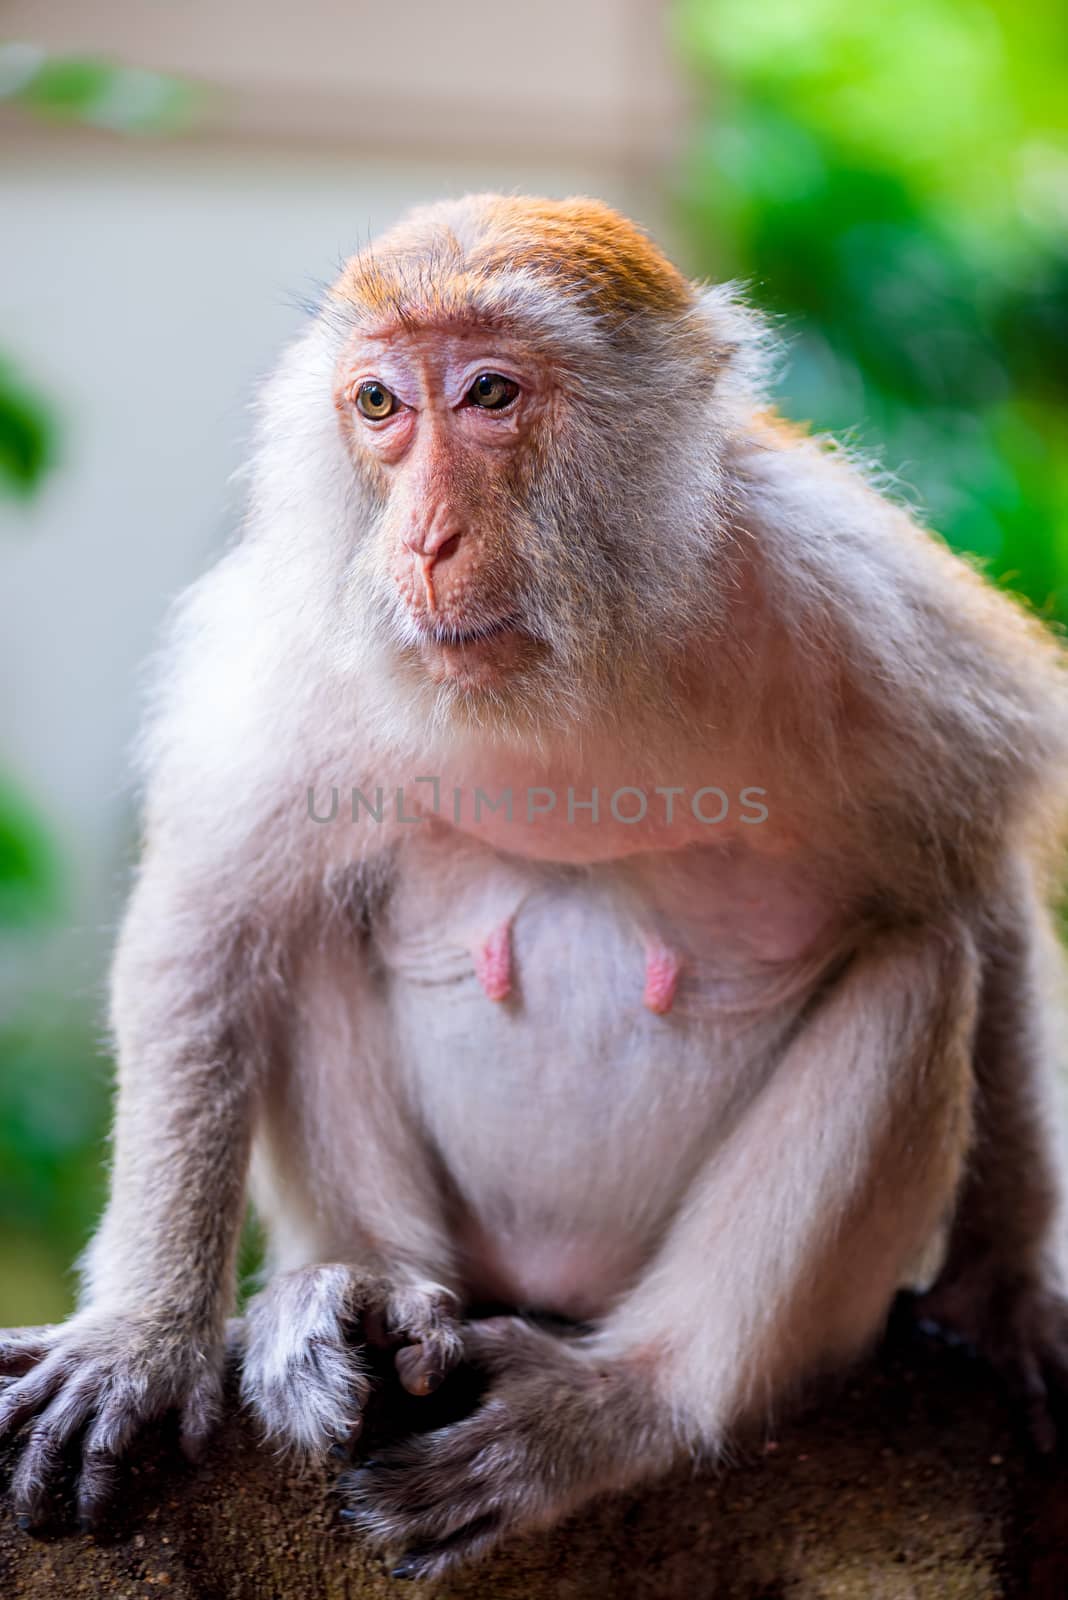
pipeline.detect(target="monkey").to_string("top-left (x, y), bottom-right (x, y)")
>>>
top-left (3, 193), bottom-right (1068, 1581)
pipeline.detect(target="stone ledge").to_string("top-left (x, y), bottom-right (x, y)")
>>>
top-left (2, 1335), bottom-right (1066, 1599)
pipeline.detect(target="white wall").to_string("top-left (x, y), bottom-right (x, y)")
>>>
top-left (3, 0), bottom-right (681, 163)
top-left (1, 136), bottom-right (677, 1005)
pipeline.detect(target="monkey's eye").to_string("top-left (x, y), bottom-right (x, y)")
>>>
top-left (354, 380), bottom-right (398, 420)
top-left (466, 373), bottom-right (519, 411)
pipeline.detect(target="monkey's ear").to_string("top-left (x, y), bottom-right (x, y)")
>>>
top-left (689, 283), bottom-right (779, 400)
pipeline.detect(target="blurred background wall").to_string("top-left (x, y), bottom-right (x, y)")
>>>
top-left (2, 0), bottom-right (1066, 1321)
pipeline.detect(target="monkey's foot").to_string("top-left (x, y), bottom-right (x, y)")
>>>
top-left (911, 1274), bottom-right (1068, 1453)
top-left (339, 1317), bottom-right (659, 1580)
top-left (0, 1313), bottom-right (224, 1532)
top-left (240, 1265), bottom-right (462, 1458)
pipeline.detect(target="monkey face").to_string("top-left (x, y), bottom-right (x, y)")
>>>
top-left (321, 195), bottom-right (732, 739)
top-left (330, 307), bottom-right (721, 742)
top-left (335, 325), bottom-right (550, 696)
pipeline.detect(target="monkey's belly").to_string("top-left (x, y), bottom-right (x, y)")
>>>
top-left (377, 833), bottom-right (843, 1317)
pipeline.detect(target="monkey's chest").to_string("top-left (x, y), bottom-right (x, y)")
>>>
top-left (372, 832), bottom-right (842, 1316)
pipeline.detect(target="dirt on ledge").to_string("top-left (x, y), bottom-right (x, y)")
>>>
top-left (2, 1330), bottom-right (1067, 1599)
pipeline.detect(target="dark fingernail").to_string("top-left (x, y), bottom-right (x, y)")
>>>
top-left (391, 1558), bottom-right (420, 1579)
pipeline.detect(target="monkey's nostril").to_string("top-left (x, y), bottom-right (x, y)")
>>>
top-left (437, 533), bottom-right (462, 562)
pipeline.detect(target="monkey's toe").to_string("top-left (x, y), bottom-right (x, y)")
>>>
top-left (389, 1514), bottom-right (506, 1580)
top-left (336, 1364), bottom-right (575, 1577)
top-left (338, 1416), bottom-right (515, 1570)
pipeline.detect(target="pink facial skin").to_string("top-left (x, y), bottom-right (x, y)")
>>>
top-left (335, 328), bottom-right (552, 691)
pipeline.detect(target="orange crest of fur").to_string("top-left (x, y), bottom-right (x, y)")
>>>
top-left (332, 194), bottom-right (694, 334)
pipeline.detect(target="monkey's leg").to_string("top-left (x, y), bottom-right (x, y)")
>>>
top-left (912, 859), bottom-right (1068, 1448)
top-left (239, 1265), bottom-right (463, 1456)
top-left (341, 920), bottom-right (977, 1580)
top-left (0, 868), bottom-right (261, 1530)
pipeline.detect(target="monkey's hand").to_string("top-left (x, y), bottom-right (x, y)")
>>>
top-left (911, 1272), bottom-right (1068, 1453)
top-left (0, 1311), bottom-right (225, 1532)
top-left (339, 1316), bottom-right (668, 1580)
top-left (239, 1264), bottom-right (462, 1458)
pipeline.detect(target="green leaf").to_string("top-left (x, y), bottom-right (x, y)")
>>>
top-left (0, 359), bottom-right (58, 497)
top-left (0, 781), bottom-right (61, 926)
top-left (0, 46), bottom-right (198, 135)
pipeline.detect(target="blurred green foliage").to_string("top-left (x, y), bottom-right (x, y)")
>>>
top-left (0, 367), bottom-right (100, 1317)
top-left (676, 0), bottom-right (1068, 618)
top-left (0, 42), bottom-right (198, 134)
top-left (0, 358), bottom-right (56, 499)
top-left (0, 1019), bottom-right (109, 1322)
top-left (0, 780), bottom-right (59, 927)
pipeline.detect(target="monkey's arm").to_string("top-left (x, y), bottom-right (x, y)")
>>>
top-left (342, 919), bottom-right (978, 1580)
top-left (0, 859), bottom-right (263, 1529)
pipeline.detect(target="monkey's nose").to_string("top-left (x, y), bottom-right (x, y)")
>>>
top-left (403, 528), bottom-right (463, 563)
top-left (403, 528), bottom-right (464, 615)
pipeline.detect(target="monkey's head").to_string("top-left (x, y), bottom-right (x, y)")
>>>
top-left (313, 195), bottom-right (758, 745)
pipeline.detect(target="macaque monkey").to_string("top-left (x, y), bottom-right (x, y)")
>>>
top-left (4, 194), bottom-right (1068, 1580)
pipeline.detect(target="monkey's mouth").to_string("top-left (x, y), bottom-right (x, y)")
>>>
top-left (414, 613), bottom-right (530, 686)
top-left (422, 614), bottom-right (520, 648)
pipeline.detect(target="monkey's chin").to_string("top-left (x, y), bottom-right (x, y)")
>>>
top-left (418, 625), bottom-right (529, 691)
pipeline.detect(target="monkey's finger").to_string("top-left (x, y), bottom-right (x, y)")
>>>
top-left (377, 1283), bottom-right (462, 1395)
top-left (394, 1340), bottom-right (446, 1396)
top-left (460, 1314), bottom-right (553, 1375)
top-left (341, 1421), bottom-right (503, 1548)
top-left (76, 1448), bottom-right (122, 1532)
top-left (75, 1398), bottom-right (144, 1530)
top-left (0, 1327), bottom-right (55, 1377)
top-left (391, 1512), bottom-right (505, 1582)
top-left (11, 1376), bottom-right (97, 1529)
top-left (394, 1322), bottom-right (464, 1397)
top-left (382, 1284), bottom-right (461, 1340)
top-left (179, 1368), bottom-right (223, 1463)
top-left (0, 1357), bottom-right (66, 1440)
top-left (11, 1427), bottom-right (66, 1532)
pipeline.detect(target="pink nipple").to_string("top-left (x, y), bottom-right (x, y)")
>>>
top-left (474, 920), bottom-right (513, 1002)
